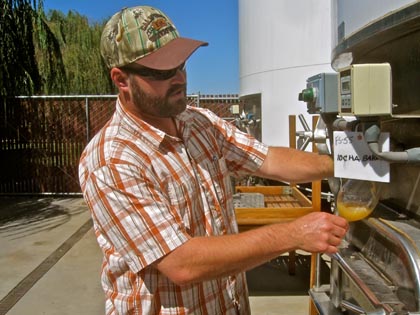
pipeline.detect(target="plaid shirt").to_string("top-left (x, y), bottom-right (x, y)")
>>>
top-left (79, 99), bottom-right (268, 315)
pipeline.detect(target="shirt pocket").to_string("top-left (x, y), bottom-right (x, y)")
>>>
top-left (166, 172), bottom-right (199, 234)
top-left (205, 156), bottom-right (233, 208)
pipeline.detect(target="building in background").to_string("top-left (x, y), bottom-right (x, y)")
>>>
top-left (238, 0), bottom-right (334, 146)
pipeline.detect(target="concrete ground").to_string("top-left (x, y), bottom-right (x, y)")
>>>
top-left (0, 197), bottom-right (310, 315)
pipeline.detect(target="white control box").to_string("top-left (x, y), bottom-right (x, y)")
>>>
top-left (339, 63), bottom-right (392, 116)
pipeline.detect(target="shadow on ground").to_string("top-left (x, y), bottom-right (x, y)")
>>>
top-left (0, 197), bottom-right (85, 239)
top-left (246, 253), bottom-right (330, 296)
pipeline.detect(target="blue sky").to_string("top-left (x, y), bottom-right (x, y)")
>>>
top-left (42, 0), bottom-right (239, 95)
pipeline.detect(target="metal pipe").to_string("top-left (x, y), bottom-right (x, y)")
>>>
top-left (16, 95), bottom-right (117, 99)
top-left (340, 301), bottom-right (387, 315)
top-left (85, 97), bottom-right (90, 143)
top-left (333, 119), bottom-right (420, 164)
top-left (298, 114), bottom-right (311, 132)
top-left (0, 192), bottom-right (83, 196)
top-left (332, 118), bottom-right (360, 131)
top-left (364, 124), bottom-right (420, 163)
top-left (330, 252), bottom-right (390, 313)
top-left (315, 253), bottom-right (322, 288)
top-left (339, 300), bottom-right (366, 314)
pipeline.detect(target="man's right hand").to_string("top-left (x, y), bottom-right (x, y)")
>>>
top-left (287, 211), bottom-right (349, 255)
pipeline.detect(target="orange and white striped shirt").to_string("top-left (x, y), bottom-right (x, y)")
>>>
top-left (79, 99), bottom-right (268, 315)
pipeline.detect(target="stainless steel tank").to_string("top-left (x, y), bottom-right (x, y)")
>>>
top-left (310, 2), bottom-right (420, 314)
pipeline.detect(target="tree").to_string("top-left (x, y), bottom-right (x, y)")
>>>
top-left (0, 1), bottom-right (115, 96)
top-left (44, 10), bottom-right (115, 94)
top-left (0, 0), bottom-right (65, 98)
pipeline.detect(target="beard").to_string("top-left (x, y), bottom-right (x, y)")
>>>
top-left (130, 80), bottom-right (187, 118)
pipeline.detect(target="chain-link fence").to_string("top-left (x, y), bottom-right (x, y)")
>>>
top-left (0, 95), bottom-right (242, 194)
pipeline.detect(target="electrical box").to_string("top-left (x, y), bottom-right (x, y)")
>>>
top-left (230, 104), bottom-right (240, 115)
top-left (298, 73), bottom-right (338, 114)
top-left (339, 63), bottom-right (392, 116)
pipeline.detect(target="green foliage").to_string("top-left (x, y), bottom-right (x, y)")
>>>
top-left (44, 10), bottom-right (115, 94)
top-left (0, 1), bottom-right (115, 97)
top-left (34, 6), bottom-right (67, 94)
top-left (1, 0), bottom-right (43, 97)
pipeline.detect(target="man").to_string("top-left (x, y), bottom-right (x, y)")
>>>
top-left (79, 5), bottom-right (348, 315)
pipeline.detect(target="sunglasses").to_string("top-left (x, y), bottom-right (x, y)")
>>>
top-left (121, 63), bottom-right (186, 81)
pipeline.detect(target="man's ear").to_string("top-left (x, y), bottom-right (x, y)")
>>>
top-left (111, 68), bottom-right (129, 90)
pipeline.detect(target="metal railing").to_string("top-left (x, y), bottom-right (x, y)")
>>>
top-left (0, 94), bottom-right (242, 195)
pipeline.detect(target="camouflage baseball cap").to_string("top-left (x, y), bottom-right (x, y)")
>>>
top-left (100, 6), bottom-right (208, 70)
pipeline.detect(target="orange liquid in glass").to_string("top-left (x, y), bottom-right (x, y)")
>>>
top-left (337, 202), bottom-right (374, 222)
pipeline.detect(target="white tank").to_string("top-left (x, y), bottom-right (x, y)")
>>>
top-left (239, 0), bottom-right (334, 146)
top-left (332, 0), bottom-right (416, 48)
top-left (331, 0), bottom-right (420, 116)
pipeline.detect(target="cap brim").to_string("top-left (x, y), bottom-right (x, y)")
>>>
top-left (134, 37), bottom-right (208, 70)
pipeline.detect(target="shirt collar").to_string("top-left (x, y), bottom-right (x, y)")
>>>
top-left (116, 98), bottom-right (191, 145)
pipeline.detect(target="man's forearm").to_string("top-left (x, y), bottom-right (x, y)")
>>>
top-left (255, 146), bottom-right (334, 183)
top-left (153, 212), bottom-right (347, 286)
top-left (154, 223), bottom-right (291, 285)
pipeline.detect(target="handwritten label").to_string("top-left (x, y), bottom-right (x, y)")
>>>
top-left (334, 131), bottom-right (390, 182)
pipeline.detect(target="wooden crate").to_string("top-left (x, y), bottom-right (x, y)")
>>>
top-left (234, 186), bottom-right (314, 230)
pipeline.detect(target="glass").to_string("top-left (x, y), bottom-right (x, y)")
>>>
top-left (122, 62), bottom-right (186, 80)
top-left (336, 179), bottom-right (379, 222)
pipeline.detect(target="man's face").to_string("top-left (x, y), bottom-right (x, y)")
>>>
top-left (129, 78), bottom-right (188, 118)
top-left (130, 80), bottom-right (187, 117)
